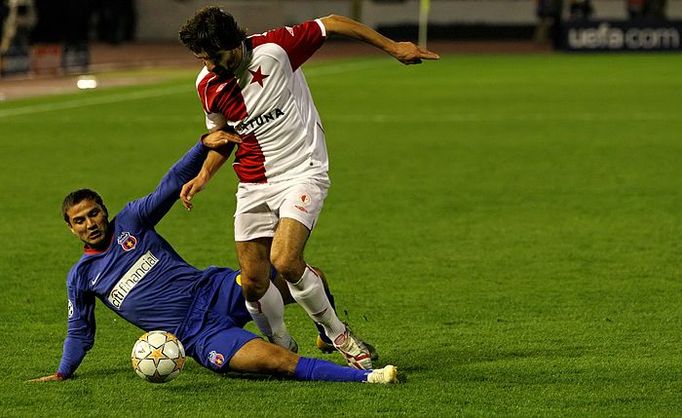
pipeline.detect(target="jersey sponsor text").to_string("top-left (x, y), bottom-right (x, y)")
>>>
top-left (235, 108), bottom-right (285, 134)
top-left (107, 251), bottom-right (159, 309)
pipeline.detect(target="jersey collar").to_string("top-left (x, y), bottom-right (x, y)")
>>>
top-left (83, 226), bottom-right (114, 255)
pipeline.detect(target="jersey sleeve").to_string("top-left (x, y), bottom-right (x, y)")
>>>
top-left (125, 141), bottom-right (211, 227)
top-left (252, 19), bottom-right (327, 71)
top-left (196, 69), bottom-right (229, 130)
top-left (205, 112), bottom-right (227, 131)
top-left (57, 269), bottom-right (96, 378)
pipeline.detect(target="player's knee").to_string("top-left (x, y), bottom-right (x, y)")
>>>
top-left (240, 274), bottom-right (270, 300)
top-left (270, 253), bottom-right (304, 280)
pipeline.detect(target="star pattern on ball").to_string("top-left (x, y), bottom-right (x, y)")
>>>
top-left (132, 331), bottom-right (186, 383)
top-left (150, 347), bottom-right (164, 366)
top-left (176, 356), bottom-right (186, 370)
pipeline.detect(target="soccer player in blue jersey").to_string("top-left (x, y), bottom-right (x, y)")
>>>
top-left (29, 131), bottom-right (397, 384)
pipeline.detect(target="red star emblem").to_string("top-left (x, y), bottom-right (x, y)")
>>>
top-left (249, 66), bottom-right (269, 87)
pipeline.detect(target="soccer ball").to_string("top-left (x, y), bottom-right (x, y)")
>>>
top-left (131, 330), bottom-right (186, 383)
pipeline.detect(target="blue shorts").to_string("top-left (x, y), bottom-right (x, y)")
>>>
top-left (176, 267), bottom-right (260, 372)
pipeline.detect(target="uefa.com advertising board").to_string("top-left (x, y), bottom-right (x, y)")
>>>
top-left (561, 20), bottom-right (682, 51)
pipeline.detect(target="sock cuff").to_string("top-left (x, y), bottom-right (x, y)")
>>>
top-left (244, 299), bottom-right (262, 314)
top-left (289, 265), bottom-right (318, 290)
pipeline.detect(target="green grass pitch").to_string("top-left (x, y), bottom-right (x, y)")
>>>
top-left (1, 52), bottom-right (681, 416)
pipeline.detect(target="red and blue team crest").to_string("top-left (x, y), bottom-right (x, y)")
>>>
top-left (117, 232), bottom-right (137, 252)
top-left (208, 350), bottom-right (225, 369)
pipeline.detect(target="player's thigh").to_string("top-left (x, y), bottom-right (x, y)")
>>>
top-left (193, 327), bottom-right (261, 373)
top-left (236, 237), bottom-right (271, 275)
top-left (228, 338), bottom-right (298, 375)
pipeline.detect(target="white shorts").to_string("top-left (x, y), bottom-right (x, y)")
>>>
top-left (234, 178), bottom-right (329, 242)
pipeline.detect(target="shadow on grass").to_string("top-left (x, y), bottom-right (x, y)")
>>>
top-left (397, 345), bottom-right (587, 373)
top-left (75, 365), bottom-right (300, 386)
top-left (60, 345), bottom-right (582, 385)
top-left (70, 366), bottom-right (131, 380)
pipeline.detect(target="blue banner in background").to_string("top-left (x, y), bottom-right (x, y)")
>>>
top-left (561, 20), bottom-right (682, 51)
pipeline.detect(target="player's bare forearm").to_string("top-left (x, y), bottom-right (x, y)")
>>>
top-left (320, 14), bottom-right (439, 64)
top-left (201, 149), bottom-right (229, 179)
top-left (180, 150), bottom-right (229, 210)
top-left (321, 15), bottom-right (395, 53)
top-left (201, 129), bottom-right (241, 150)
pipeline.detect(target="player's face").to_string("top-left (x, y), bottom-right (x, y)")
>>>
top-left (66, 199), bottom-right (109, 248)
top-left (195, 44), bottom-right (244, 77)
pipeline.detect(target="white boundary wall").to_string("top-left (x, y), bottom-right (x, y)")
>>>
top-left (136, 0), bottom-right (682, 41)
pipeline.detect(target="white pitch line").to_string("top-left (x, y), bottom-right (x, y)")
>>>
top-left (0, 60), bottom-right (383, 119)
top-left (0, 85), bottom-right (188, 118)
top-left (324, 113), bottom-right (681, 123)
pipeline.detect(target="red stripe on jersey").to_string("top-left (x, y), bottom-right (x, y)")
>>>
top-left (249, 20), bottom-right (325, 71)
top-left (199, 75), bottom-right (249, 123)
top-left (199, 72), bottom-right (268, 183)
top-left (213, 79), bottom-right (249, 122)
top-left (233, 133), bottom-right (267, 183)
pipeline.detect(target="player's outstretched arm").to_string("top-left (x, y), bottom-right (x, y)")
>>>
top-left (201, 129), bottom-right (242, 149)
top-left (320, 14), bottom-right (439, 65)
top-left (180, 129), bottom-right (240, 211)
top-left (180, 153), bottom-right (226, 210)
top-left (27, 373), bottom-right (64, 382)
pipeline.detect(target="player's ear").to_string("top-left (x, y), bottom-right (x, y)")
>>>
top-left (66, 220), bottom-right (77, 236)
top-left (63, 207), bottom-right (75, 233)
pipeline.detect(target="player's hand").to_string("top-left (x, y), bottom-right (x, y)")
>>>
top-left (180, 174), bottom-right (209, 211)
top-left (202, 130), bottom-right (241, 149)
top-left (27, 373), bottom-right (64, 382)
top-left (390, 42), bottom-right (440, 65)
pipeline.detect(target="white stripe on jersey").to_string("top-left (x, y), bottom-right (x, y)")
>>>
top-left (196, 20), bottom-right (329, 184)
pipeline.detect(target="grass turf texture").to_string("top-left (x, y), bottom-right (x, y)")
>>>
top-left (1, 53), bottom-right (681, 416)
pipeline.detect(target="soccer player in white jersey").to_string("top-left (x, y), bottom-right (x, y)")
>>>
top-left (178, 6), bottom-right (439, 370)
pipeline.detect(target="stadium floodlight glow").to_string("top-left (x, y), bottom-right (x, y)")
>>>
top-left (76, 76), bottom-right (98, 90)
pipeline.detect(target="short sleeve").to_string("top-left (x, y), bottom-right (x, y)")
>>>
top-left (250, 20), bottom-right (326, 71)
top-left (206, 112), bottom-right (227, 131)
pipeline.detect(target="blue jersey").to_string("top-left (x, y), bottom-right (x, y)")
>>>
top-left (57, 141), bottom-right (237, 377)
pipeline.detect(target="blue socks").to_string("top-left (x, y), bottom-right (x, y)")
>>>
top-left (294, 357), bottom-right (370, 382)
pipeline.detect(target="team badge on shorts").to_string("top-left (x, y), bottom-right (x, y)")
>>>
top-left (117, 232), bottom-right (138, 252)
top-left (208, 350), bottom-right (225, 369)
top-left (295, 193), bottom-right (311, 213)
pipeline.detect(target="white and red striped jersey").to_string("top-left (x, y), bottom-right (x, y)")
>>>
top-left (195, 19), bottom-right (329, 184)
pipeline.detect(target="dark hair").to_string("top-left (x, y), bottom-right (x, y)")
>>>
top-left (62, 188), bottom-right (108, 223)
top-left (178, 6), bottom-right (247, 56)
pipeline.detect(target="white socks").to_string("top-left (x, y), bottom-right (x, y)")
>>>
top-left (244, 281), bottom-right (291, 347)
top-left (287, 266), bottom-right (346, 341)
